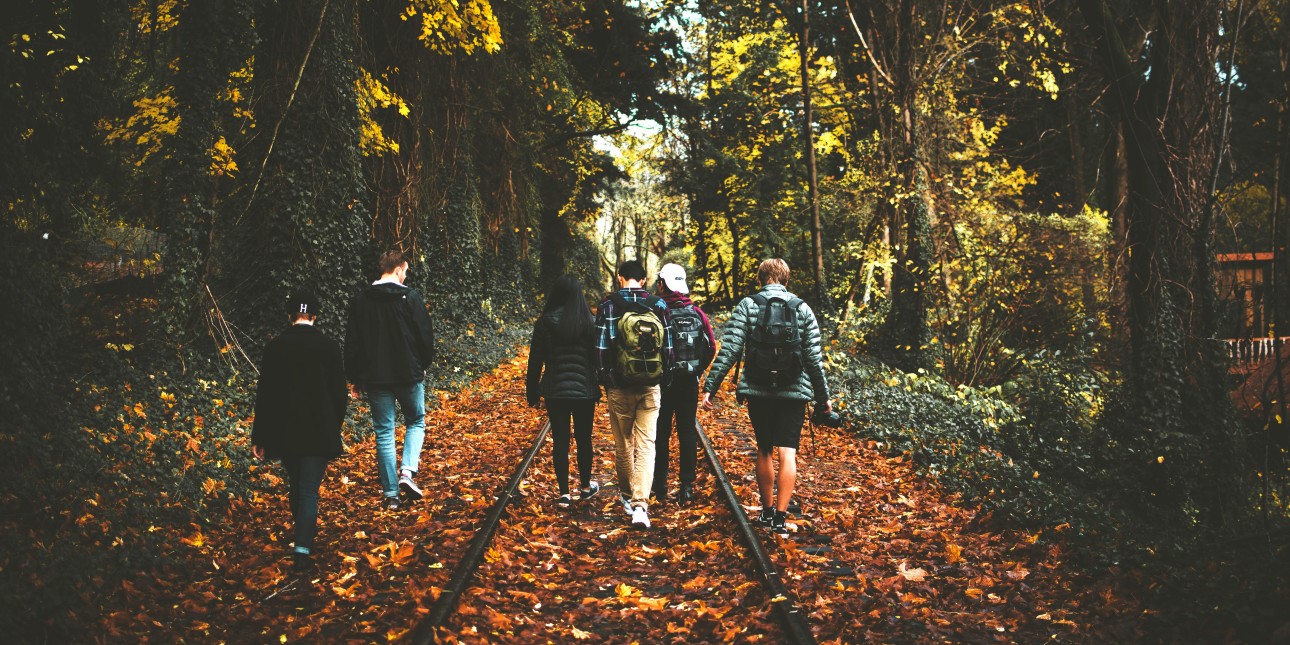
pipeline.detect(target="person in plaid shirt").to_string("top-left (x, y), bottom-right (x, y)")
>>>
top-left (595, 260), bottom-right (674, 529)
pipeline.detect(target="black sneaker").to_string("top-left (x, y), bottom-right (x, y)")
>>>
top-left (756, 506), bottom-right (775, 527)
top-left (382, 496), bottom-right (400, 511)
top-left (580, 481), bottom-right (600, 500)
top-left (771, 510), bottom-right (789, 537)
top-left (556, 493), bottom-right (572, 508)
top-left (677, 484), bottom-right (695, 504)
top-left (292, 551), bottom-right (316, 574)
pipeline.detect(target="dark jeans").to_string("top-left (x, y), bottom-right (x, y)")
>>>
top-left (655, 378), bottom-right (699, 494)
top-left (281, 455), bottom-right (328, 553)
top-left (547, 399), bottom-right (595, 495)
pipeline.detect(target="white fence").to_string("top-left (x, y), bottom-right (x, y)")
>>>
top-left (1224, 337), bottom-right (1290, 369)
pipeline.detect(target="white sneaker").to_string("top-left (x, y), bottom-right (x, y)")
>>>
top-left (630, 506), bottom-right (650, 529)
top-left (398, 471), bottom-right (423, 500)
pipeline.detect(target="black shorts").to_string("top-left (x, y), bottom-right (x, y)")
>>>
top-left (746, 397), bottom-right (806, 451)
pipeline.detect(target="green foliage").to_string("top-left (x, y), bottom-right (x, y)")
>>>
top-left (938, 207), bottom-right (1112, 386)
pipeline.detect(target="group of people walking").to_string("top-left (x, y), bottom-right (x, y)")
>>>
top-left (250, 251), bottom-right (835, 571)
top-left (527, 258), bottom-right (835, 535)
top-left (252, 250), bottom-right (435, 571)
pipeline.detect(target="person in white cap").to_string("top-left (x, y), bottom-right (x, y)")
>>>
top-left (653, 263), bottom-right (716, 504)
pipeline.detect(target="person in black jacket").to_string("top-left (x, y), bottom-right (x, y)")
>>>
top-left (252, 292), bottom-right (348, 571)
top-left (527, 275), bottom-right (601, 506)
top-left (345, 251), bottom-right (436, 510)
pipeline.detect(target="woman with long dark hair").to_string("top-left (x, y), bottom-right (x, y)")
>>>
top-left (526, 275), bottom-right (601, 506)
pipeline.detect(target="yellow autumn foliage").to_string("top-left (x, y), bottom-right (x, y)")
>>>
top-left (402, 0), bottom-right (503, 55)
top-left (356, 68), bottom-right (411, 156)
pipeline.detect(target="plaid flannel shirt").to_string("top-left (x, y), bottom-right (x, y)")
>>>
top-left (595, 287), bottom-right (674, 387)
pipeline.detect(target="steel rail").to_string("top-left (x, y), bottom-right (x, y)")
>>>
top-left (696, 419), bottom-right (817, 645)
top-left (407, 421), bottom-right (551, 644)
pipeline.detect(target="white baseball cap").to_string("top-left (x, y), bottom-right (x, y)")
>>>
top-left (657, 263), bottom-right (689, 294)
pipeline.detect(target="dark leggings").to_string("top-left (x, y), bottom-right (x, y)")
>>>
top-left (547, 399), bottom-right (596, 495)
top-left (655, 378), bottom-right (699, 493)
top-left (281, 455), bottom-right (328, 553)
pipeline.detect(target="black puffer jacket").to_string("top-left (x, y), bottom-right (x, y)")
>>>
top-left (526, 312), bottom-right (600, 404)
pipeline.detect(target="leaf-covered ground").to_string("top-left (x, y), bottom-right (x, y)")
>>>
top-left (89, 348), bottom-right (1253, 642)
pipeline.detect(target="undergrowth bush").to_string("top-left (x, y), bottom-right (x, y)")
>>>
top-left (827, 340), bottom-right (1136, 554)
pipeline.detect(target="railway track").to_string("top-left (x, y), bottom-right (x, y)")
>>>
top-left (405, 417), bottom-right (815, 644)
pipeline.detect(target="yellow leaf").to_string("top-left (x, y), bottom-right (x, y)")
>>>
top-left (945, 543), bottom-right (963, 564)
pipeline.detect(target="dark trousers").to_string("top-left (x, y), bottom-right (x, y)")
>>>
top-left (281, 455), bottom-right (328, 553)
top-left (547, 399), bottom-right (595, 494)
top-left (655, 378), bottom-right (699, 494)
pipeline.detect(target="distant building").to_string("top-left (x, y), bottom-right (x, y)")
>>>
top-left (1216, 251), bottom-right (1273, 339)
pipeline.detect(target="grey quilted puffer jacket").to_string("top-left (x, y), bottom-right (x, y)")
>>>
top-left (702, 284), bottom-right (830, 403)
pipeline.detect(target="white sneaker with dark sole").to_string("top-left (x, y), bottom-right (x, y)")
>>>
top-left (398, 473), bottom-right (423, 501)
top-left (630, 506), bottom-right (650, 529)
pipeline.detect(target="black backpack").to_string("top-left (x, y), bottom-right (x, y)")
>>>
top-left (670, 304), bottom-right (710, 376)
top-left (743, 293), bottom-right (805, 389)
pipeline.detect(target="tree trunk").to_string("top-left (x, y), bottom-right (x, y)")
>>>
top-left (1079, 0), bottom-right (1241, 522)
top-left (797, 0), bottom-right (830, 311)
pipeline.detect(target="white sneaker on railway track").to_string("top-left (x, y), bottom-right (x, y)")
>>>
top-left (630, 506), bottom-right (651, 529)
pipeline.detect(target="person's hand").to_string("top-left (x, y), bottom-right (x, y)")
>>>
top-left (701, 391), bottom-right (717, 409)
top-left (252, 444), bottom-right (265, 461)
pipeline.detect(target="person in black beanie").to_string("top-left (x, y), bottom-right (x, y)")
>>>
top-left (252, 292), bottom-right (348, 572)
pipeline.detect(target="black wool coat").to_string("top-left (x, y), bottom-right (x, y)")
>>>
top-left (252, 324), bottom-right (348, 459)
top-left (526, 312), bottom-right (600, 404)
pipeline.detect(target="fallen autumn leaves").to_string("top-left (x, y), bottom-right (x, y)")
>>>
top-left (95, 348), bottom-right (1119, 642)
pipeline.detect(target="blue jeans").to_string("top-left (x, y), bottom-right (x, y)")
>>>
top-left (368, 381), bottom-right (426, 497)
top-left (281, 455), bottom-right (328, 553)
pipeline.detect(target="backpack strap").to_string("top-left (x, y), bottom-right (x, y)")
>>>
top-left (749, 293), bottom-right (770, 328)
top-left (610, 292), bottom-right (657, 315)
top-left (609, 293), bottom-right (630, 315)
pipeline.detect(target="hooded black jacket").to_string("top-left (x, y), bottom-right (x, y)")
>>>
top-left (526, 312), bottom-right (600, 404)
top-left (252, 324), bottom-right (348, 458)
top-left (344, 282), bottom-right (436, 387)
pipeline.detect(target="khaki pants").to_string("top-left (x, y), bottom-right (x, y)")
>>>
top-left (605, 386), bottom-right (660, 510)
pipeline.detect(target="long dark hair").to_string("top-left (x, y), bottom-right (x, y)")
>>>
top-left (542, 275), bottom-right (594, 342)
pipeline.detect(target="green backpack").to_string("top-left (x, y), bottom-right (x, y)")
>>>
top-left (610, 294), bottom-right (666, 386)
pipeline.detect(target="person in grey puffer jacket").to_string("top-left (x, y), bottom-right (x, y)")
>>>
top-left (527, 275), bottom-right (602, 506)
top-left (701, 258), bottom-right (833, 537)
